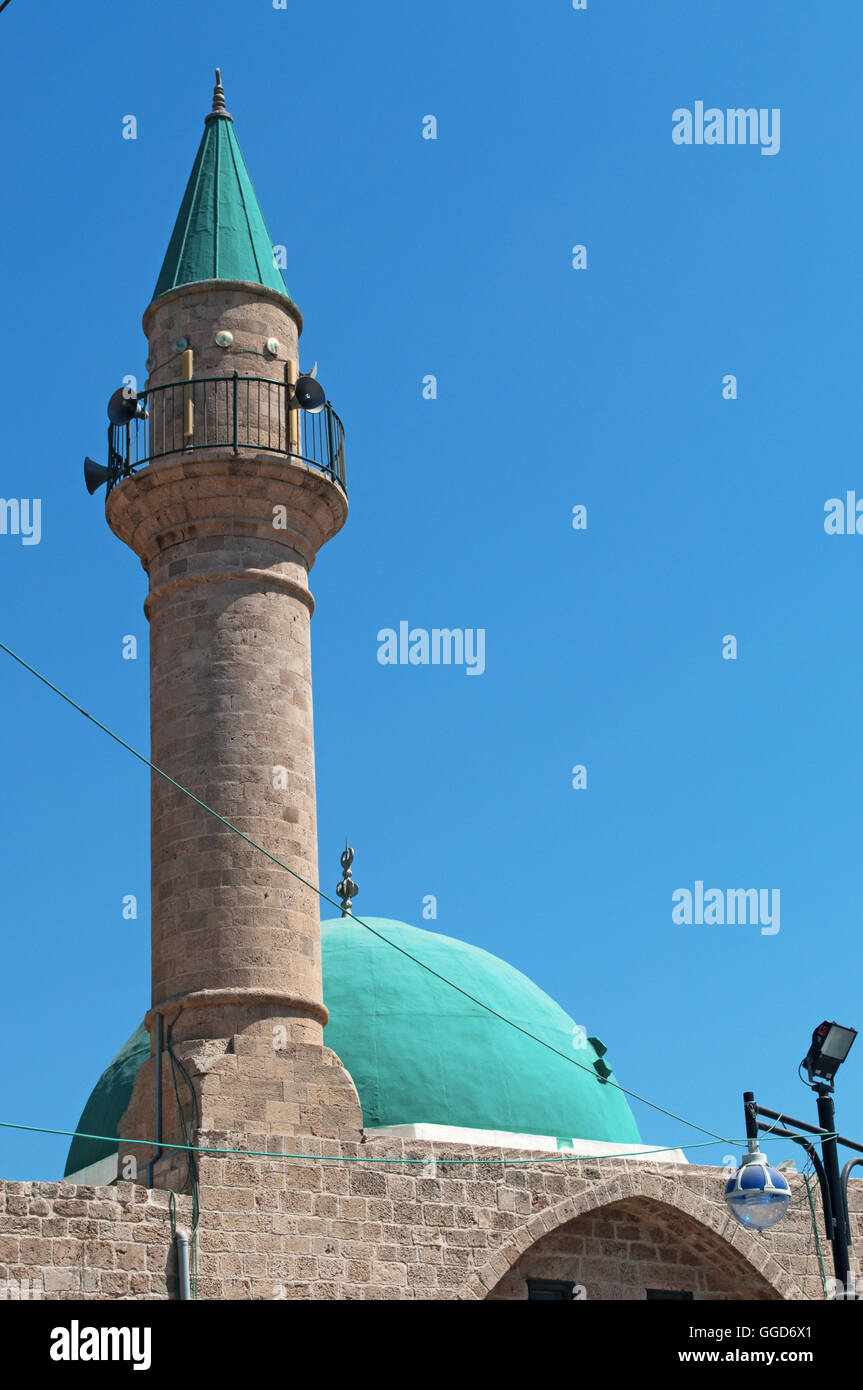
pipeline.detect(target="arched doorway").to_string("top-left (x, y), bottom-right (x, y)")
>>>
top-left (484, 1193), bottom-right (792, 1301)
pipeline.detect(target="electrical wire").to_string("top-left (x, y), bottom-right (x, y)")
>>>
top-left (803, 1172), bottom-right (829, 1297)
top-left (0, 639), bottom-right (731, 1146)
top-left (0, 1117), bottom-right (833, 1167)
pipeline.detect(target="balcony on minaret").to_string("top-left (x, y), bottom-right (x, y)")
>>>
top-left (105, 373), bottom-right (346, 495)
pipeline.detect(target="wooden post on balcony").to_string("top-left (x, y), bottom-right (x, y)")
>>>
top-left (286, 358), bottom-right (300, 456)
top-left (182, 348), bottom-right (194, 441)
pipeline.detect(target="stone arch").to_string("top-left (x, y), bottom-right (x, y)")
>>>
top-left (465, 1170), bottom-right (809, 1301)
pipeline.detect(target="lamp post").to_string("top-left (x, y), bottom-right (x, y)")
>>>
top-left (727, 1021), bottom-right (861, 1300)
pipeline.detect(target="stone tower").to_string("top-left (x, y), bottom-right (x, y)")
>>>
top-left (108, 74), bottom-right (362, 1186)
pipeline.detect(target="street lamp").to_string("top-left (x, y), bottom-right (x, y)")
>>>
top-left (724, 1149), bottom-right (791, 1230)
top-left (728, 1020), bottom-right (861, 1300)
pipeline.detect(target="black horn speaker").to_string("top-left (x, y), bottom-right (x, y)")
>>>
top-left (293, 374), bottom-right (326, 414)
top-left (107, 387), bottom-right (146, 426)
top-left (83, 457), bottom-right (110, 495)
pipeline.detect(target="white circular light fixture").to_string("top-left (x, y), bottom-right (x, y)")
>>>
top-left (265, 338), bottom-right (281, 356)
top-left (725, 1150), bottom-right (791, 1230)
top-left (215, 330), bottom-right (233, 348)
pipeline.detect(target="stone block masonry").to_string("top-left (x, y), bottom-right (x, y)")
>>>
top-left (1, 1150), bottom-right (856, 1300)
top-left (105, 275), bottom-right (359, 1161)
top-left (0, 1182), bottom-right (192, 1300)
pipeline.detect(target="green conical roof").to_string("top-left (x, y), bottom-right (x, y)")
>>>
top-left (153, 74), bottom-right (289, 301)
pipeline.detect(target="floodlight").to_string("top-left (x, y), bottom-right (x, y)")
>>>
top-left (802, 1021), bottom-right (857, 1087)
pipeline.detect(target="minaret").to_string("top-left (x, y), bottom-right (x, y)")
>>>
top-left (107, 74), bottom-right (362, 1178)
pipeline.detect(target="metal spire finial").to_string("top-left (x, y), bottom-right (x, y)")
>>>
top-left (336, 841), bottom-right (359, 918)
top-left (211, 68), bottom-right (229, 117)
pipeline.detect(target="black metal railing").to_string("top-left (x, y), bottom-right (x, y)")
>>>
top-left (106, 373), bottom-right (346, 495)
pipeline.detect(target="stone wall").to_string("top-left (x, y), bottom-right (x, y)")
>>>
top-left (3, 1142), bottom-right (857, 1301)
top-left (0, 1181), bottom-right (191, 1301)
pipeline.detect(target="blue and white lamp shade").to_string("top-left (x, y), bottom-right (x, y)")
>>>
top-left (725, 1150), bottom-right (792, 1230)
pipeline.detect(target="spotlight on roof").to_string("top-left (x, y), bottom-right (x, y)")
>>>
top-left (293, 374), bottom-right (326, 414)
top-left (83, 457), bottom-right (110, 495)
top-left (725, 1150), bottom-right (791, 1231)
top-left (107, 387), bottom-right (147, 426)
top-left (801, 1021), bottom-right (857, 1088)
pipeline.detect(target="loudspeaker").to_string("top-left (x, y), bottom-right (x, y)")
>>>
top-left (107, 387), bottom-right (146, 426)
top-left (293, 374), bottom-right (326, 414)
top-left (83, 456), bottom-right (110, 495)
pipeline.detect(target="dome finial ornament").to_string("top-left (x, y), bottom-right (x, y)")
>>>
top-left (211, 68), bottom-right (229, 117)
top-left (336, 841), bottom-right (359, 917)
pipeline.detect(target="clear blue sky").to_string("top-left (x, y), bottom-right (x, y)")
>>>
top-left (1, 0), bottom-right (861, 1181)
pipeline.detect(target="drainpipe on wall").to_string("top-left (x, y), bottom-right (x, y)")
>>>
top-left (175, 1229), bottom-right (191, 1302)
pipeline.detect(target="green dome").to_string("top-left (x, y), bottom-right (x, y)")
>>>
top-left (64, 1027), bottom-right (150, 1176)
top-left (64, 918), bottom-right (640, 1176)
top-left (319, 918), bottom-right (641, 1143)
